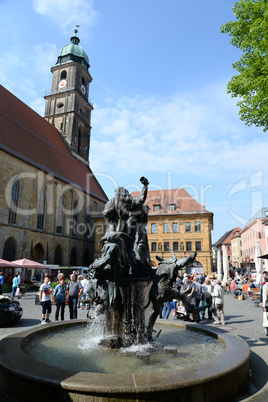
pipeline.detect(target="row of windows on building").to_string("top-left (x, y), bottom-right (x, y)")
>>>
top-left (8, 179), bottom-right (94, 238)
top-left (243, 230), bottom-right (263, 242)
top-left (153, 204), bottom-right (176, 211)
top-left (2, 237), bottom-right (91, 266)
top-left (151, 241), bottom-right (202, 253)
top-left (242, 248), bottom-right (257, 257)
top-left (150, 221), bottom-right (201, 234)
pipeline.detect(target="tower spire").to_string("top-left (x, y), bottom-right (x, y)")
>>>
top-left (71, 26), bottom-right (80, 45)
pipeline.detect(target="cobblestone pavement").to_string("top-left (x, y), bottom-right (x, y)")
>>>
top-left (0, 291), bottom-right (267, 401)
top-left (167, 292), bottom-right (268, 401)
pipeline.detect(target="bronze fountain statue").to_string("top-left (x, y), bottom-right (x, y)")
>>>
top-left (89, 177), bottom-right (204, 347)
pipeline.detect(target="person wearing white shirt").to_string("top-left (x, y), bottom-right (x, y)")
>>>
top-left (212, 280), bottom-right (225, 325)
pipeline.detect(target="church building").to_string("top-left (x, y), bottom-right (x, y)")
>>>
top-left (0, 32), bottom-right (108, 270)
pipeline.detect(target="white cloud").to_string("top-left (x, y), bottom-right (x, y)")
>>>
top-left (90, 85), bottom-right (268, 181)
top-left (0, 43), bottom-right (57, 114)
top-left (32, 43), bottom-right (58, 77)
top-left (33, 0), bottom-right (98, 34)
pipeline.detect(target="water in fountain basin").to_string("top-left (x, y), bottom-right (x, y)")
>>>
top-left (23, 323), bottom-right (225, 374)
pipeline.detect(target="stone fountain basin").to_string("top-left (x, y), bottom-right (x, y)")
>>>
top-left (0, 320), bottom-right (250, 402)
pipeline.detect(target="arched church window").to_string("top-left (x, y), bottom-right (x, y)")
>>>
top-left (37, 189), bottom-right (46, 230)
top-left (60, 71), bottom-right (67, 80)
top-left (3, 237), bottom-right (16, 261)
top-left (8, 179), bottom-right (20, 224)
top-left (77, 129), bottom-right (81, 153)
top-left (72, 200), bottom-right (78, 237)
top-left (56, 196), bottom-right (64, 234)
top-left (83, 249), bottom-right (90, 266)
top-left (82, 76), bottom-right (85, 85)
top-left (54, 245), bottom-right (62, 265)
top-left (70, 247), bottom-right (77, 266)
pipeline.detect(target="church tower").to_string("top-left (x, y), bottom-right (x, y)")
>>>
top-left (44, 30), bottom-right (92, 165)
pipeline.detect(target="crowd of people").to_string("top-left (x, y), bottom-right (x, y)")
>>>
top-left (39, 271), bottom-right (89, 324)
top-left (159, 270), bottom-right (268, 335)
top-left (3, 267), bottom-right (268, 336)
top-left (229, 270), bottom-right (260, 298)
top-left (159, 273), bottom-right (225, 325)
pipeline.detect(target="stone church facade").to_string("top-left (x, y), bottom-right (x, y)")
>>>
top-left (0, 32), bottom-right (108, 268)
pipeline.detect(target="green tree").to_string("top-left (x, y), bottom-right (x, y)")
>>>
top-left (221, 0), bottom-right (268, 131)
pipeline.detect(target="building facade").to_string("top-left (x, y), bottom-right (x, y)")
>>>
top-left (240, 208), bottom-right (268, 269)
top-left (213, 227), bottom-right (241, 267)
top-left (0, 34), bottom-right (108, 272)
top-left (231, 230), bottom-right (242, 268)
top-left (132, 188), bottom-right (214, 274)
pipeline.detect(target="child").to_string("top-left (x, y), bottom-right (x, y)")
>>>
top-left (39, 275), bottom-right (52, 324)
top-left (176, 301), bottom-right (187, 320)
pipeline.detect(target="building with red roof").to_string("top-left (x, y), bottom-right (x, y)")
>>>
top-left (213, 227), bottom-right (241, 267)
top-left (131, 188), bottom-right (214, 274)
top-left (0, 33), bottom-right (108, 277)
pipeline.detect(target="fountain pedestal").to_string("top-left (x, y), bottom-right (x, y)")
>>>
top-left (103, 278), bottom-right (152, 347)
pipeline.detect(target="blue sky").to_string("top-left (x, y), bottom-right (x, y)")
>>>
top-left (1, 0), bottom-right (268, 242)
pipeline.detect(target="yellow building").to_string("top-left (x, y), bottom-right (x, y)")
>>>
top-left (139, 189), bottom-right (213, 274)
top-left (93, 188), bottom-right (214, 274)
top-left (231, 231), bottom-right (242, 268)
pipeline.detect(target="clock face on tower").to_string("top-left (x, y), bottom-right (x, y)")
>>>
top-left (81, 84), bottom-right (86, 95)
top-left (59, 80), bottom-right (66, 89)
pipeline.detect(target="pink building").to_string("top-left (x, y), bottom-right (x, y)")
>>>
top-left (214, 227), bottom-right (241, 266)
top-left (240, 208), bottom-right (268, 269)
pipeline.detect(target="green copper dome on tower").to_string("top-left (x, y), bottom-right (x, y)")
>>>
top-left (55, 30), bottom-right (90, 72)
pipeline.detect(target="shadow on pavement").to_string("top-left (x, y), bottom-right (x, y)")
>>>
top-left (240, 335), bottom-right (268, 347)
top-left (236, 350), bottom-right (268, 401)
top-left (0, 318), bottom-right (40, 328)
top-left (224, 319), bottom-right (255, 325)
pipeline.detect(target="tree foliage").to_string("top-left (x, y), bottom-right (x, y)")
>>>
top-left (221, 0), bottom-right (268, 131)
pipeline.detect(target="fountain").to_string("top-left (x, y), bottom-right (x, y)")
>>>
top-left (0, 177), bottom-right (250, 401)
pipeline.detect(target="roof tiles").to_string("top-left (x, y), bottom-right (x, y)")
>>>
top-left (0, 85), bottom-right (107, 202)
top-left (131, 188), bottom-right (212, 215)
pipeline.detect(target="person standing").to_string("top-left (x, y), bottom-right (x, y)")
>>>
top-left (16, 271), bottom-right (21, 298)
top-left (80, 275), bottom-right (90, 308)
top-left (17, 272), bottom-right (21, 287)
top-left (192, 276), bottom-right (203, 322)
top-left (162, 301), bottom-right (172, 319)
top-left (176, 275), bottom-right (182, 292)
top-left (11, 273), bottom-right (19, 299)
top-left (39, 276), bottom-right (52, 324)
top-left (54, 276), bottom-right (67, 321)
top-left (68, 274), bottom-right (83, 319)
top-left (182, 275), bottom-right (195, 321)
top-left (212, 280), bottom-right (225, 325)
top-left (201, 277), bottom-right (213, 320)
top-left (261, 272), bottom-right (268, 336)
top-left (0, 272), bottom-right (4, 295)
